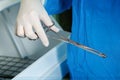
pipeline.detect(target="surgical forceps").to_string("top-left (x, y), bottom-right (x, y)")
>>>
top-left (45, 24), bottom-right (107, 58)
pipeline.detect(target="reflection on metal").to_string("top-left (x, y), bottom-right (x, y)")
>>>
top-left (47, 27), bottom-right (106, 58)
top-left (0, 56), bottom-right (35, 80)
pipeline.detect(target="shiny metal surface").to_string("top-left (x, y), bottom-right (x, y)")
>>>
top-left (47, 27), bottom-right (106, 58)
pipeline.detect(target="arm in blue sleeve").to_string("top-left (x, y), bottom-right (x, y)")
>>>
top-left (44, 0), bottom-right (72, 15)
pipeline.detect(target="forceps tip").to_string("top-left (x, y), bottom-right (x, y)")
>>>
top-left (100, 53), bottom-right (107, 58)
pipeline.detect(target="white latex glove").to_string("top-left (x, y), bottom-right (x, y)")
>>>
top-left (16, 0), bottom-right (59, 47)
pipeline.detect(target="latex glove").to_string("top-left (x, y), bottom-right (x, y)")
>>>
top-left (16, 0), bottom-right (59, 47)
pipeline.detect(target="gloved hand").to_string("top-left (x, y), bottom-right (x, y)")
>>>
top-left (16, 0), bottom-right (59, 47)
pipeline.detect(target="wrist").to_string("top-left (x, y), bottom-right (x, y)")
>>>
top-left (21, 0), bottom-right (41, 6)
top-left (21, 0), bottom-right (45, 5)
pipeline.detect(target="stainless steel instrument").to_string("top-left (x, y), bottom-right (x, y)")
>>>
top-left (45, 25), bottom-right (106, 58)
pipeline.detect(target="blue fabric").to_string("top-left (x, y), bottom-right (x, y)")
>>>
top-left (44, 0), bottom-right (72, 14)
top-left (45, 0), bottom-right (120, 80)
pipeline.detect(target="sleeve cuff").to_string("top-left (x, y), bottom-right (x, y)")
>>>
top-left (41, 0), bottom-right (46, 5)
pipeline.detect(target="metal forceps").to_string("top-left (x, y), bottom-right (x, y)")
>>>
top-left (45, 25), bottom-right (107, 58)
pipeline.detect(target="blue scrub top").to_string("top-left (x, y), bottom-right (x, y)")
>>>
top-left (45, 0), bottom-right (120, 80)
